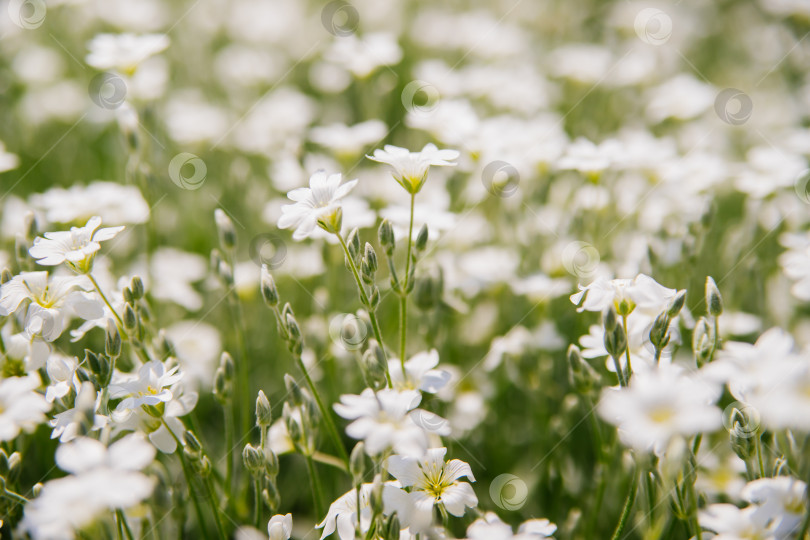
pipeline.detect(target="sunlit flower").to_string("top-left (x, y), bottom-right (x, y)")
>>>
top-left (465, 512), bottom-right (557, 540)
top-left (109, 360), bottom-right (183, 412)
top-left (389, 349), bottom-right (451, 393)
top-left (570, 274), bottom-right (677, 316)
top-left (277, 170), bottom-right (358, 240)
top-left (384, 447), bottom-right (478, 533)
top-left (267, 513), bottom-right (293, 540)
top-left (29, 216), bottom-right (125, 273)
top-left (367, 143), bottom-right (459, 194)
top-left (317, 483), bottom-right (373, 540)
top-left (0, 373), bottom-right (51, 441)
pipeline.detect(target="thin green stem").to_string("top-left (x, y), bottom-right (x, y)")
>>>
top-left (88, 273), bottom-right (125, 329)
top-left (305, 454), bottom-right (325, 520)
top-left (254, 478), bottom-right (262, 530)
top-left (355, 483), bottom-right (362, 534)
top-left (610, 354), bottom-right (628, 387)
top-left (686, 477), bottom-right (702, 539)
top-left (611, 467), bottom-right (638, 540)
top-left (399, 193), bottom-right (415, 372)
top-left (755, 433), bottom-right (766, 478)
top-left (335, 233), bottom-right (393, 387)
top-left (622, 316), bottom-right (633, 379)
top-left (115, 509), bottom-right (135, 540)
top-left (224, 403), bottom-right (235, 506)
top-left (204, 476), bottom-right (228, 540)
top-left (1, 488), bottom-right (28, 505)
top-left (295, 355), bottom-right (350, 468)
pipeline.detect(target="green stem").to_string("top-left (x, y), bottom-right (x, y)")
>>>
top-left (610, 354), bottom-right (628, 387)
top-left (686, 477), bottom-right (702, 539)
top-left (305, 454), bottom-right (325, 520)
top-left (611, 467), bottom-right (638, 540)
top-left (295, 355), bottom-right (350, 468)
top-left (399, 193), bottom-right (415, 372)
top-left (1, 489), bottom-right (28, 505)
top-left (356, 483), bottom-right (362, 534)
top-left (88, 273), bottom-right (125, 329)
top-left (162, 420), bottom-right (211, 540)
top-left (227, 292), bottom-right (251, 437)
top-left (622, 316), bottom-right (633, 379)
top-left (335, 233), bottom-right (393, 387)
top-left (224, 403), bottom-right (235, 506)
top-left (204, 476), bottom-right (228, 540)
top-left (755, 433), bottom-right (766, 478)
top-left (254, 478), bottom-right (262, 530)
top-left (115, 509), bottom-right (135, 540)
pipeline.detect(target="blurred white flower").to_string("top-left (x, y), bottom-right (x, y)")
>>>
top-left (29, 216), bottom-right (125, 273)
top-left (570, 273), bottom-right (677, 316)
top-left (164, 321), bottom-right (222, 390)
top-left (277, 170), bottom-right (358, 240)
top-left (318, 483), bottom-right (374, 540)
top-left (598, 364), bottom-right (722, 454)
top-left (389, 349), bottom-right (451, 393)
top-left (310, 120), bottom-right (388, 157)
top-left (44, 354), bottom-right (79, 402)
top-left (0, 374), bottom-right (51, 441)
top-left (645, 74), bottom-right (714, 123)
top-left (368, 143), bottom-right (459, 194)
top-left (325, 32), bottom-right (402, 78)
top-left (21, 434), bottom-right (156, 540)
top-left (384, 447), bottom-right (477, 533)
top-left (86, 33), bottom-right (169, 74)
top-left (742, 476), bottom-right (806, 537)
top-left (30, 182), bottom-right (149, 226)
top-left (466, 512), bottom-right (556, 540)
top-left (334, 388), bottom-right (444, 457)
top-left (699, 503), bottom-right (772, 539)
top-left (0, 140), bottom-right (19, 173)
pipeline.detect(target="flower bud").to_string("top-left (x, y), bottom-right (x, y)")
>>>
top-left (284, 374), bottom-right (305, 407)
top-left (261, 265), bottom-right (280, 307)
top-left (243, 443), bottom-right (265, 477)
top-left (263, 483), bottom-right (281, 513)
top-left (567, 344), bottom-right (598, 392)
top-left (220, 351), bottom-right (235, 380)
top-left (603, 305), bottom-right (619, 333)
top-left (415, 224), bottom-right (428, 252)
top-left (378, 219), bottom-right (395, 256)
top-left (693, 317), bottom-right (713, 367)
top-left (213, 367), bottom-right (230, 403)
top-left (667, 289), bottom-right (687, 318)
top-left (370, 474), bottom-right (384, 515)
top-left (385, 512), bottom-right (401, 540)
top-left (649, 311), bottom-right (670, 350)
top-left (214, 209), bottom-right (237, 252)
top-left (123, 303), bottom-right (138, 332)
top-left (256, 390), bottom-right (272, 427)
top-left (264, 447), bottom-right (279, 478)
top-left (350, 442), bottom-right (366, 483)
top-left (347, 228), bottom-right (361, 263)
top-left (105, 320), bottom-right (122, 358)
top-left (130, 276), bottom-right (145, 300)
top-left (184, 430), bottom-right (203, 453)
top-left (706, 276), bottom-right (723, 317)
top-left (123, 287), bottom-right (134, 304)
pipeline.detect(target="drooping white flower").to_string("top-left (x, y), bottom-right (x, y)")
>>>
top-left (109, 360), bottom-right (183, 412)
top-left (367, 143), bottom-right (459, 194)
top-left (29, 216), bottom-right (125, 273)
top-left (389, 349), bottom-right (451, 393)
top-left (0, 373), bottom-right (51, 441)
top-left (21, 434), bottom-right (156, 540)
top-left (277, 170), bottom-right (358, 241)
top-left (384, 447), bottom-right (478, 533)
top-left (333, 388), bottom-right (448, 457)
top-left (570, 273), bottom-right (677, 316)
top-left (86, 33), bottom-right (169, 74)
top-left (267, 513), bottom-right (293, 540)
top-left (597, 364), bottom-right (722, 454)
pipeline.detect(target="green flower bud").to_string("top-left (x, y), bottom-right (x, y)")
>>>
top-left (105, 320), bottom-right (122, 358)
top-left (415, 223), bottom-right (428, 252)
top-left (603, 305), bottom-right (618, 332)
top-left (130, 276), bottom-right (145, 300)
top-left (706, 276), bottom-right (723, 317)
top-left (261, 265), bottom-right (280, 307)
top-left (378, 219), bottom-right (395, 256)
top-left (123, 303), bottom-right (137, 332)
top-left (264, 447), bottom-right (279, 478)
top-left (184, 430), bottom-right (203, 453)
top-left (243, 443), bottom-right (265, 477)
top-left (347, 227), bottom-right (361, 263)
top-left (262, 483), bottom-right (281, 513)
top-left (350, 442), bottom-right (366, 483)
top-left (256, 390), bottom-right (272, 427)
top-left (667, 289), bottom-right (687, 318)
top-left (214, 209), bottom-right (237, 251)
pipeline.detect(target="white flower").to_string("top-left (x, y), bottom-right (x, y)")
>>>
top-left (0, 374), bottom-right (51, 441)
top-left (597, 364), bottom-right (722, 454)
top-left (465, 512), bottom-right (557, 540)
top-left (384, 447), bottom-right (478, 533)
top-left (21, 434), bottom-right (156, 540)
top-left (0, 271), bottom-right (102, 345)
top-left (45, 354), bottom-right (80, 402)
top-left (318, 483), bottom-right (373, 540)
top-left (29, 216), bottom-right (125, 273)
top-left (109, 360), bottom-right (183, 412)
top-left (277, 170), bottom-right (358, 241)
top-left (699, 503), bottom-right (773, 540)
top-left (86, 33), bottom-right (169, 74)
top-left (30, 181), bottom-right (149, 226)
top-left (389, 349), bottom-right (451, 393)
top-left (0, 140), bottom-right (19, 173)
top-left (334, 388), bottom-right (447, 457)
top-left (742, 477), bottom-right (806, 537)
top-left (367, 143), bottom-right (459, 194)
top-left (325, 32), bottom-right (403, 78)
top-left (164, 321), bottom-right (222, 390)
top-left (570, 274), bottom-right (677, 316)
top-left (310, 120), bottom-right (387, 157)
top-left (50, 381), bottom-right (107, 443)
top-left (267, 513), bottom-right (293, 540)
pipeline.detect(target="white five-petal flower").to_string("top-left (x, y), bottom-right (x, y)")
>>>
top-left (277, 170), bottom-right (358, 241)
top-left (367, 143), bottom-right (459, 194)
top-left (29, 216), bottom-right (125, 274)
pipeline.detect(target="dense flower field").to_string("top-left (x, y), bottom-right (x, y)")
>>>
top-left (2, 0), bottom-right (810, 538)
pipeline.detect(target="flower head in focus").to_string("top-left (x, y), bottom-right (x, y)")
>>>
top-left (389, 349), bottom-right (452, 393)
top-left (367, 143), bottom-right (459, 194)
top-left (277, 170), bottom-right (358, 240)
top-left (570, 273), bottom-right (677, 316)
top-left (29, 216), bottom-right (125, 274)
top-left (384, 447), bottom-right (478, 533)
top-left (109, 360), bottom-right (183, 413)
top-left (318, 483), bottom-right (373, 540)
